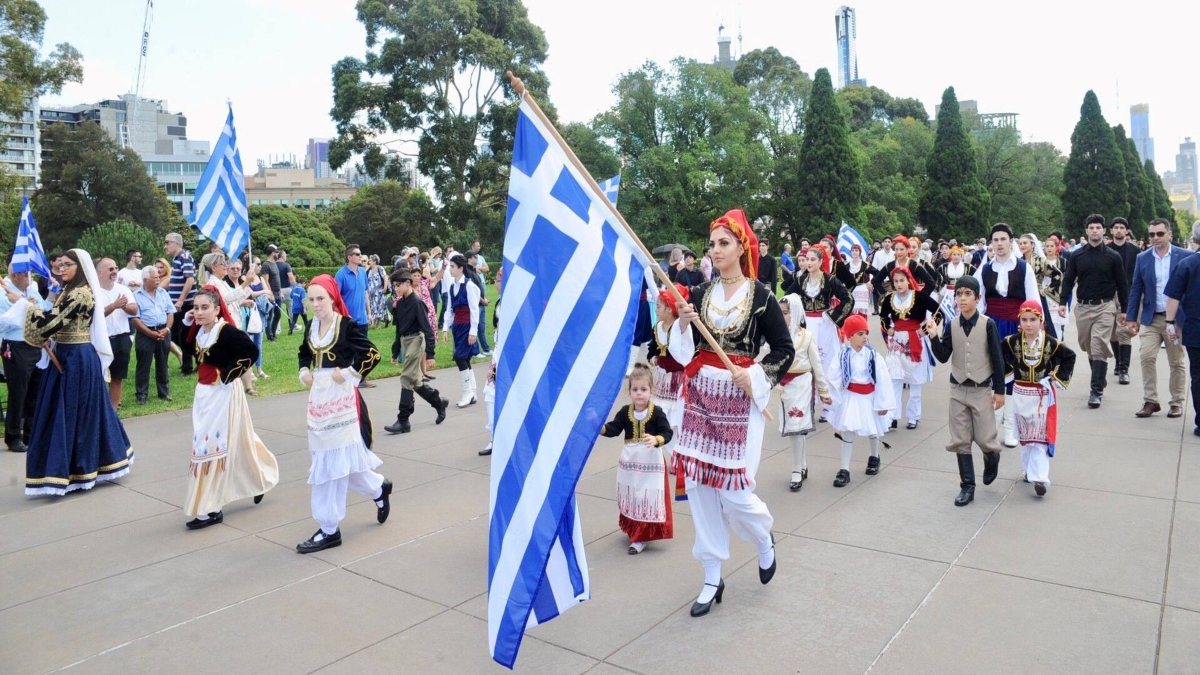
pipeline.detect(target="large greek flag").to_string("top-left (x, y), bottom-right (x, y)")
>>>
top-left (11, 196), bottom-right (52, 280)
top-left (190, 105), bottom-right (250, 259)
top-left (488, 101), bottom-right (651, 669)
top-left (836, 220), bottom-right (869, 259)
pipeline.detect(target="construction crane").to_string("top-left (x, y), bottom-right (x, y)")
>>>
top-left (126, 0), bottom-right (154, 150)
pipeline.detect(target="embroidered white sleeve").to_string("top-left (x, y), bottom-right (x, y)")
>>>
top-left (746, 363), bottom-right (772, 411)
top-left (667, 318), bottom-right (695, 366)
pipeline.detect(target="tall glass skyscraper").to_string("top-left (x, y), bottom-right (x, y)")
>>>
top-left (835, 6), bottom-right (858, 88)
top-left (1130, 104), bottom-right (1154, 166)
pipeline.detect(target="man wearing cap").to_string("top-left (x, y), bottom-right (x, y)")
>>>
top-left (1060, 214), bottom-right (1129, 409)
top-left (973, 223), bottom-right (1040, 446)
top-left (261, 245), bottom-right (283, 341)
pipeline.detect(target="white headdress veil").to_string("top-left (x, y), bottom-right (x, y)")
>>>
top-left (1023, 233), bottom-right (1045, 259)
top-left (70, 248), bottom-right (114, 376)
top-left (782, 293), bottom-right (807, 335)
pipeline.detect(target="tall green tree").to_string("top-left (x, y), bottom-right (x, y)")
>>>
top-left (0, 0), bottom-right (82, 121)
top-left (974, 127), bottom-right (1065, 234)
top-left (33, 122), bottom-right (184, 249)
top-left (560, 122), bottom-right (621, 180)
top-left (1144, 159), bottom-right (1175, 220)
top-left (247, 205), bottom-right (345, 267)
top-left (1061, 90), bottom-right (1127, 233)
top-left (327, 181), bottom-right (441, 256)
top-left (855, 116), bottom-right (933, 239)
top-left (328, 0), bottom-right (550, 252)
top-left (793, 68), bottom-right (861, 242)
top-left (1112, 124), bottom-right (1151, 235)
top-left (918, 86), bottom-right (990, 241)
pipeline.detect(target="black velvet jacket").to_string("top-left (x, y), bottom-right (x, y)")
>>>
top-left (195, 322), bottom-right (257, 385)
top-left (785, 271), bottom-right (854, 328)
top-left (298, 315), bottom-right (381, 377)
top-left (684, 280), bottom-right (795, 386)
top-left (601, 403), bottom-right (674, 446)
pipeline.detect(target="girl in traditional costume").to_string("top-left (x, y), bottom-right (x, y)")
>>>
top-left (1001, 300), bottom-right (1075, 497)
top-left (846, 244), bottom-right (873, 316)
top-left (16, 249), bottom-right (133, 496)
top-left (880, 266), bottom-right (942, 431)
top-left (296, 275), bottom-right (391, 553)
top-left (786, 245), bottom-right (852, 420)
top-left (668, 209), bottom-right (794, 617)
top-left (441, 254), bottom-right (481, 409)
top-left (936, 246), bottom-right (976, 299)
top-left (650, 284), bottom-right (688, 427)
top-left (778, 294), bottom-right (832, 492)
top-left (1038, 239), bottom-right (1068, 340)
top-left (600, 363), bottom-right (674, 554)
top-left (827, 313), bottom-right (896, 487)
top-left (198, 253), bottom-right (258, 394)
top-left (183, 288), bottom-right (279, 529)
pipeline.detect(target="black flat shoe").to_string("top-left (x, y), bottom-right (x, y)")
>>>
top-left (759, 533), bottom-right (776, 585)
top-left (954, 486), bottom-right (975, 507)
top-left (818, 416), bottom-right (827, 423)
top-left (1119, 372), bottom-right (1130, 385)
top-left (296, 529), bottom-right (341, 553)
top-left (890, 419), bottom-right (898, 430)
top-left (834, 469), bottom-right (851, 488)
top-left (1034, 482), bottom-right (1047, 496)
top-left (253, 494), bottom-right (263, 505)
top-left (865, 456), bottom-right (880, 475)
top-left (376, 479), bottom-right (393, 524)
top-left (7, 441), bottom-right (26, 453)
top-left (185, 511), bottom-right (223, 530)
top-left (906, 420), bottom-right (919, 430)
top-left (690, 580), bottom-right (725, 617)
top-left (789, 469), bottom-right (806, 492)
top-left (479, 443), bottom-right (493, 456)
top-left (384, 420), bottom-right (411, 434)
top-left (435, 399), bottom-right (449, 424)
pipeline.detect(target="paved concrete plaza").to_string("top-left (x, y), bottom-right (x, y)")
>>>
top-left (2, 326), bottom-right (1198, 674)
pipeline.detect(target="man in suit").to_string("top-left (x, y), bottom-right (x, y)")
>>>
top-left (1127, 218), bottom-right (1192, 419)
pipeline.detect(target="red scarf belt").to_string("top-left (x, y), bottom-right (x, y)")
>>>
top-left (656, 353), bottom-right (685, 373)
top-left (847, 382), bottom-right (875, 395)
top-left (683, 349), bottom-right (756, 379)
top-left (987, 296), bottom-right (1023, 321)
top-left (893, 318), bottom-right (924, 362)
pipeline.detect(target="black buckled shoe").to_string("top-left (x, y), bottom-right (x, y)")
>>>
top-left (906, 420), bottom-right (919, 430)
top-left (789, 469), bottom-right (807, 492)
top-left (865, 456), bottom-right (881, 475)
top-left (982, 451), bottom-right (1000, 485)
top-left (185, 511), bottom-right (223, 530)
top-left (690, 580), bottom-right (725, 617)
top-left (376, 479), bottom-right (393, 524)
top-left (833, 469), bottom-right (851, 488)
top-left (296, 529), bottom-right (341, 553)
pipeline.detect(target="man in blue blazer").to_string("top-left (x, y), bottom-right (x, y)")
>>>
top-left (1127, 218), bottom-right (1192, 418)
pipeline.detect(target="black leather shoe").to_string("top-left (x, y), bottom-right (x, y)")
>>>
top-left (789, 469), bottom-right (807, 492)
top-left (1088, 392), bottom-right (1102, 409)
top-left (384, 419), bottom-right (411, 434)
top-left (1119, 372), bottom-right (1130, 385)
top-left (158, 394), bottom-right (173, 402)
top-left (254, 494), bottom-right (264, 505)
top-left (7, 441), bottom-right (26, 453)
top-left (1034, 482), bottom-right (1047, 496)
top-left (865, 456), bottom-right (880, 475)
top-left (759, 534), bottom-right (777, 585)
top-left (479, 443), bottom-right (492, 456)
top-left (186, 511), bottom-right (223, 530)
top-left (435, 399), bottom-right (449, 424)
top-left (833, 469), bottom-right (851, 487)
top-left (906, 420), bottom-right (919, 430)
top-left (955, 486), bottom-right (975, 506)
top-left (982, 451), bottom-right (1000, 485)
top-left (376, 479), bottom-right (393, 524)
top-left (296, 529), bottom-right (341, 553)
top-left (890, 419), bottom-right (898, 430)
top-left (818, 415), bottom-right (827, 423)
top-left (690, 580), bottom-right (725, 617)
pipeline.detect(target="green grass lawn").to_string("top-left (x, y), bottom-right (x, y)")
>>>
top-left (116, 285), bottom-right (499, 418)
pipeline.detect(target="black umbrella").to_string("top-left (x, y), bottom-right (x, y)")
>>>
top-left (652, 243), bottom-right (689, 257)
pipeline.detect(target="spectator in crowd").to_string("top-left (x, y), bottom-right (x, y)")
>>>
top-left (164, 233), bottom-right (197, 374)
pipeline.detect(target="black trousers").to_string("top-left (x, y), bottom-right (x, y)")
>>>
top-left (135, 329), bottom-right (171, 400)
top-left (171, 304), bottom-right (195, 373)
top-left (1188, 347), bottom-right (1200, 430)
top-left (2, 340), bottom-right (43, 446)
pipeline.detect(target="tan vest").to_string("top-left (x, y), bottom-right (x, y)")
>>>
top-left (950, 314), bottom-right (993, 384)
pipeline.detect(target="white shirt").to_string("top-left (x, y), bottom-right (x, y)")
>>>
top-left (442, 277), bottom-right (481, 335)
top-left (973, 254), bottom-right (1040, 314)
top-left (872, 249), bottom-right (895, 269)
top-left (117, 267), bottom-right (143, 288)
top-left (1153, 246), bottom-right (1172, 313)
top-left (97, 284), bottom-right (136, 335)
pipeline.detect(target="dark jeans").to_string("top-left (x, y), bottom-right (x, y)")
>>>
top-left (171, 304), bottom-right (195, 373)
top-left (477, 302), bottom-right (491, 352)
top-left (1188, 347), bottom-right (1200, 430)
top-left (136, 329), bottom-right (171, 400)
top-left (2, 340), bottom-right (42, 446)
top-left (266, 291), bottom-right (284, 340)
top-left (289, 310), bottom-right (309, 335)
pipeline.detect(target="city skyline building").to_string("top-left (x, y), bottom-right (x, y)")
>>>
top-left (835, 6), bottom-right (859, 88)
top-left (245, 166), bottom-right (357, 210)
top-left (0, 97), bottom-right (41, 190)
top-left (714, 23), bottom-right (738, 72)
top-left (306, 137), bottom-right (331, 179)
top-left (1176, 137), bottom-right (1197, 198)
top-left (1130, 103), bottom-right (1155, 166)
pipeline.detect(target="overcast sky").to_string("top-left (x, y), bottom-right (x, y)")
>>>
top-left (40, 0), bottom-right (1199, 176)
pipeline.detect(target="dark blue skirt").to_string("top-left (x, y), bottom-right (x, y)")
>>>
top-left (452, 321), bottom-right (480, 361)
top-left (25, 342), bottom-right (133, 496)
top-left (633, 298), bottom-right (653, 346)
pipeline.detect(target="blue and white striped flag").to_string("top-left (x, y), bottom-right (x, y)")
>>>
top-left (598, 173), bottom-right (620, 206)
top-left (488, 101), bottom-right (652, 669)
top-left (12, 196), bottom-right (52, 280)
top-left (836, 221), bottom-right (869, 259)
top-left (190, 105), bottom-right (250, 260)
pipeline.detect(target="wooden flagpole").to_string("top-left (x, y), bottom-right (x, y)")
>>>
top-left (506, 72), bottom-right (771, 416)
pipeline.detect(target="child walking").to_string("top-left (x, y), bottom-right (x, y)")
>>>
top-left (599, 363), bottom-right (674, 554)
top-left (826, 313), bottom-right (896, 487)
top-left (779, 294), bottom-right (832, 492)
top-left (289, 276), bottom-right (309, 336)
top-left (1001, 300), bottom-right (1075, 497)
top-left (651, 284), bottom-right (688, 439)
top-left (384, 269), bottom-right (448, 434)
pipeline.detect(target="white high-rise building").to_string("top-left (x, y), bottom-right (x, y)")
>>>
top-left (0, 97), bottom-right (41, 189)
top-left (835, 6), bottom-right (859, 88)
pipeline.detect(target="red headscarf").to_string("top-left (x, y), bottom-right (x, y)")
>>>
top-left (808, 244), bottom-right (831, 275)
top-left (892, 235), bottom-right (910, 251)
top-left (1018, 299), bottom-right (1044, 321)
top-left (187, 283), bottom-right (240, 342)
top-left (658, 283), bottom-right (690, 317)
top-left (890, 264), bottom-right (922, 293)
top-left (309, 274), bottom-right (349, 317)
top-left (709, 209), bottom-right (759, 280)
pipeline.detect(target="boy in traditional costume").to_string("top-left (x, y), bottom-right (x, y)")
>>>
top-left (827, 313), bottom-right (896, 487)
top-left (384, 269), bottom-right (448, 434)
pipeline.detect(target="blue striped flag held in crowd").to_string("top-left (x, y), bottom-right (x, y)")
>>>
top-left (598, 173), bottom-right (620, 207)
top-left (190, 104), bottom-right (250, 260)
top-left (488, 99), bottom-right (654, 669)
top-left (836, 220), bottom-right (870, 260)
top-left (12, 196), bottom-right (53, 286)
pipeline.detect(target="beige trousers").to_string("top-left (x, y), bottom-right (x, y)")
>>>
top-left (1075, 301), bottom-right (1115, 361)
top-left (946, 383), bottom-right (1001, 455)
top-left (1110, 305), bottom-right (1132, 345)
top-left (1139, 314), bottom-right (1187, 407)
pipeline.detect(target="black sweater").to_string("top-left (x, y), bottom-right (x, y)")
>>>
top-left (391, 292), bottom-right (435, 360)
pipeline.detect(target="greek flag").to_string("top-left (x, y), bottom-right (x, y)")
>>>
top-left (836, 221), bottom-right (869, 259)
top-left (12, 196), bottom-right (52, 280)
top-left (488, 101), bottom-right (651, 669)
top-left (598, 173), bottom-right (620, 206)
top-left (190, 105), bottom-right (250, 260)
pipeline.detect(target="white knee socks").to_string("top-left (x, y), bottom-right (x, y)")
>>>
top-left (870, 437), bottom-right (880, 458)
top-left (790, 436), bottom-right (807, 474)
top-left (840, 439), bottom-right (853, 471)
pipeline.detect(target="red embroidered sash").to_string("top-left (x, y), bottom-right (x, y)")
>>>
top-left (894, 318), bottom-right (924, 362)
top-left (453, 305), bottom-right (471, 324)
top-left (847, 382), bottom-right (875, 395)
top-left (682, 349), bottom-right (755, 379)
top-left (987, 296), bottom-right (1023, 321)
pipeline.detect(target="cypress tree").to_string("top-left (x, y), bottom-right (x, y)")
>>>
top-left (1061, 90), bottom-right (1127, 233)
top-left (1145, 159), bottom-right (1175, 220)
top-left (794, 67), bottom-right (862, 236)
top-left (1113, 125), bottom-right (1152, 235)
top-left (918, 86), bottom-right (990, 242)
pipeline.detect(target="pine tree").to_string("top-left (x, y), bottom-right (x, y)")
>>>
top-left (794, 68), bottom-right (862, 236)
top-left (1112, 125), bottom-right (1151, 235)
top-left (1061, 91), bottom-right (1128, 233)
top-left (1145, 160), bottom-right (1175, 220)
top-left (918, 86), bottom-right (990, 241)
